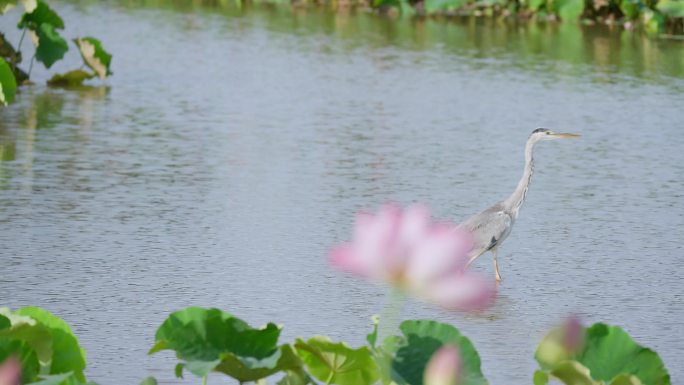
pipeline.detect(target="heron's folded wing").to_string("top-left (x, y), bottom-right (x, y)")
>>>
top-left (461, 208), bottom-right (512, 253)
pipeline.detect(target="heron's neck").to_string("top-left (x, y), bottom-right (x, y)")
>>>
top-left (504, 139), bottom-right (535, 215)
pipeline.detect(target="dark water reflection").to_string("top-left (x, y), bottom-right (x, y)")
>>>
top-left (117, 0), bottom-right (684, 80)
top-left (1, 2), bottom-right (683, 385)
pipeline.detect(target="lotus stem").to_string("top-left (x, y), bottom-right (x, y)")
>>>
top-left (324, 371), bottom-right (334, 385)
top-left (378, 288), bottom-right (406, 343)
top-left (27, 55), bottom-right (35, 78)
top-left (17, 28), bottom-right (26, 54)
top-left (202, 375), bottom-right (207, 385)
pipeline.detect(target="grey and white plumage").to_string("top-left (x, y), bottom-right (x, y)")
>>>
top-left (460, 128), bottom-right (580, 281)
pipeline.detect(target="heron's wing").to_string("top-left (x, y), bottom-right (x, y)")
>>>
top-left (460, 204), bottom-right (512, 256)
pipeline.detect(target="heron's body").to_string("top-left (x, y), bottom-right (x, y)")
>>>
top-left (461, 128), bottom-right (579, 281)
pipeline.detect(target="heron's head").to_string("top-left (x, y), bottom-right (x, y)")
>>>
top-left (530, 128), bottom-right (580, 143)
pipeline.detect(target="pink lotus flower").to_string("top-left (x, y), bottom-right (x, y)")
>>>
top-left (0, 356), bottom-right (21, 385)
top-left (424, 345), bottom-right (462, 385)
top-left (330, 204), bottom-right (496, 311)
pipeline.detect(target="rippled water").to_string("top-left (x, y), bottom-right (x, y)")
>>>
top-left (1, 3), bottom-right (683, 384)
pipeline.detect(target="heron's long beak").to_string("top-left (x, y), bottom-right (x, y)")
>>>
top-left (551, 132), bottom-right (581, 138)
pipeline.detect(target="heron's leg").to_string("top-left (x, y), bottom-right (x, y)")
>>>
top-left (465, 251), bottom-right (484, 268)
top-left (492, 248), bottom-right (502, 282)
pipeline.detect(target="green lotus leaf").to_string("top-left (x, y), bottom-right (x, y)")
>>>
top-left (33, 23), bottom-right (68, 69)
top-left (656, 0), bottom-right (684, 17)
top-left (28, 372), bottom-right (76, 385)
top-left (47, 69), bottom-right (95, 87)
top-left (399, 0), bottom-right (414, 14)
top-left (15, 307), bottom-right (87, 382)
top-left (375, 336), bottom-right (405, 385)
top-left (619, 0), bottom-right (641, 19)
top-left (21, 0), bottom-right (36, 12)
top-left (294, 336), bottom-right (380, 385)
top-left (0, 58), bottom-right (17, 105)
top-left (535, 323), bottom-right (670, 385)
top-left (215, 344), bottom-right (302, 381)
top-left (150, 307), bottom-right (299, 382)
top-left (533, 370), bottom-right (549, 385)
top-left (0, 314), bottom-right (10, 330)
top-left (373, 0), bottom-right (393, 7)
top-left (386, 320), bottom-right (487, 385)
top-left (139, 377), bottom-right (158, 385)
top-left (17, 0), bottom-right (64, 30)
top-left (0, 339), bottom-right (41, 384)
top-left (527, 0), bottom-right (546, 10)
top-left (424, 0), bottom-right (467, 12)
top-left (0, 311), bottom-right (53, 365)
top-left (554, 0), bottom-right (584, 20)
top-left (610, 374), bottom-right (645, 385)
top-left (277, 368), bottom-right (313, 385)
top-left (1, 0), bottom-right (17, 14)
top-left (366, 315), bottom-right (380, 349)
top-left (641, 8), bottom-right (665, 33)
top-left (174, 363), bottom-right (184, 378)
top-left (73, 37), bottom-right (112, 80)
top-left (177, 359), bottom-right (221, 377)
top-left (578, 324), bottom-right (670, 385)
top-left (549, 360), bottom-right (598, 385)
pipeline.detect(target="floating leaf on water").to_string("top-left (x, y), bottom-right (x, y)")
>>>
top-left (73, 37), bottom-right (112, 79)
top-left (47, 69), bottom-right (95, 87)
top-left (138, 377), bottom-right (158, 385)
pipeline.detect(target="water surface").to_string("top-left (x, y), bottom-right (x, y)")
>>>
top-left (1, 3), bottom-right (683, 384)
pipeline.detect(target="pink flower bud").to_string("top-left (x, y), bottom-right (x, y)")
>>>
top-left (562, 316), bottom-right (584, 352)
top-left (424, 346), bottom-right (461, 385)
top-left (0, 356), bottom-right (21, 385)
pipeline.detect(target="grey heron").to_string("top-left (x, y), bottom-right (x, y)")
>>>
top-left (461, 128), bottom-right (580, 281)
